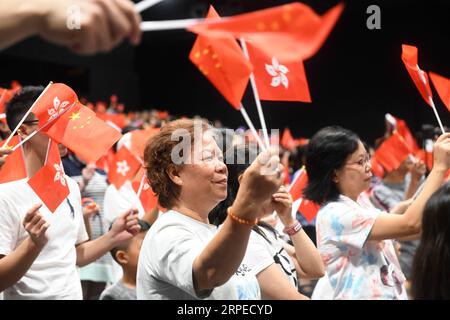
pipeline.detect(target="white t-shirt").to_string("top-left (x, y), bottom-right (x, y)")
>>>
top-left (243, 227), bottom-right (298, 289)
top-left (136, 210), bottom-right (260, 300)
top-left (313, 195), bottom-right (407, 300)
top-left (0, 178), bottom-right (89, 300)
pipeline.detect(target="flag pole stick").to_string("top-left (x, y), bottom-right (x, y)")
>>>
top-left (2, 82), bottom-right (53, 148)
top-left (240, 38), bottom-right (270, 148)
top-left (135, 0), bottom-right (164, 13)
top-left (429, 98), bottom-right (446, 134)
top-left (140, 16), bottom-right (227, 32)
top-left (239, 104), bottom-right (266, 151)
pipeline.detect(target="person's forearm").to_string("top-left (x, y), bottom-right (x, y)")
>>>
top-left (288, 230), bottom-right (325, 279)
top-left (0, 238), bottom-right (43, 291)
top-left (193, 217), bottom-right (252, 291)
top-left (403, 167), bottom-right (446, 231)
top-left (0, 1), bottom-right (45, 51)
top-left (76, 232), bottom-right (116, 267)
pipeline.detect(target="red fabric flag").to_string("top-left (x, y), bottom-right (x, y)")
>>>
top-left (130, 127), bottom-right (160, 159)
top-left (370, 156), bottom-right (385, 178)
top-left (32, 83), bottom-right (79, 127)
top-left (395, 117), bottom-right (420, 152)
top-left (108, 146), bottom-right (141, 190)
top-left (289, 168), bottom-right (308, 201)
top-left (299, 198), bottom-right (320, 223)
top-left (42, 103), bottom-right (122, 163)
top-left (27, 140), bottom-right (69, 212)
top-left (0, 87), bottom-right (19, 114)
top-left (374, 132), bottom-right (411, 172)
top-left (190, 3), bottom-right (344, 61)
top-left (97, 113), bottom-right (127, 129)
top-left (429, 72), bottom-right (450, 112)
top-left (95, 147), bottom-right (115, 172)
top-left (245, 39), bottom-right (311, 102)
top-left (0, 136), bottom-right (27, 183)
top-left (281, 128), bottom-right (296, 150)
top-left (189, 6), bottom-right (253, 109)
top-left (132, 171), bottom-right (158, 213)
top-left (401, 45), bottom-right (433, 107)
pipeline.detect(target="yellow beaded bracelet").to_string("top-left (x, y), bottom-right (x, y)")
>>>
top-left (227, 207), bottom-right (258, 226)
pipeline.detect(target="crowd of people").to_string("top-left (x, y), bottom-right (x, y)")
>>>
top-left (0, 0), bottom-right (449, 301)
top-left (1, 83), bottom-right (450, 300)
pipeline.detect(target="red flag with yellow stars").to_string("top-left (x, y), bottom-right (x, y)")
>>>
top-left (429, 72), bottom-right (450, 112)
top-left (0, 135), bottom-right (27, 183)
top-left (28, 139), bottom-right (69, 213)
top-left (108, 146), bottom-right (141, 190)
top-left (190, 3), bottom-right (344, 62)
top-left (245, 39), bottom-right (311, 102)
top-left (189, 6), bottom-right (253, 110)
top-left (401, 45), bottom-right (433, 107)
top-left (42, 103), bottom-right (122, 163)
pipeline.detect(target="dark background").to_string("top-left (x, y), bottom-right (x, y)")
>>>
top-left (0, 0), bottom-right (449, 145)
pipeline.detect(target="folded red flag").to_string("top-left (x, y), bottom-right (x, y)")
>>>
top-left (189, 6), bottom-right (253, 109)
top-left (374, 132), bottom-right (411, 172)
top-left (401, 45), bottom-right (433, 107)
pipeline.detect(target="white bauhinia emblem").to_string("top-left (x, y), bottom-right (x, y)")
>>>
top-left (116, 160), bottom-right (130, 176)
top-left (265, 56), bottom-right (289, 89)
top-left (53, 164), bottom-right (67, 187)
top-left (48, 96), bottom-right (71, 120)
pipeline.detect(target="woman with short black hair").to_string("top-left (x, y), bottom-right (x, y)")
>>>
top-left (305, 126), bottom-right (450, 300)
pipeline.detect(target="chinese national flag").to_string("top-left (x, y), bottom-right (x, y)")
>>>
top-left (32, 83), bottom-right (79, 127)
top-left (28, 139), bottom-right (69, 213)
top-left (0, 136), bottom-right (27, 183)
top-left (401, 45), bottom-right (433, 107)
top-left (395, 117), bottom-right (420, 153)
top-left (42, 103), bottom-right (122, 163)
top-left (189, 6), bottom-right (253, 110)
top-left (429, 72), bottom-right (450, 112)
top-left (374, 132), bottom-right (411, 172)
top-left (190, 3), bottom-right (344, 62)
top-left (132, 170), bottom-right (158, 213)
top-left (245, 39), bottom-right (311, 102)
top-left (108, 146), bottom-right (141, 190)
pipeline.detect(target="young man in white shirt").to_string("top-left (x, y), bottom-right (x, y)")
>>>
top-left (0, 86), bottom-right (140, 299)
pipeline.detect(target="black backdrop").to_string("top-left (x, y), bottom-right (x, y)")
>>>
top-left (0, 0), bottom-right (449, 145)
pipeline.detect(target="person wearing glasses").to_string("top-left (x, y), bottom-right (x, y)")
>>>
top-left (209, 143), bottom-right (325, 300)
top-left (304, 126), bottom-right (450, 300)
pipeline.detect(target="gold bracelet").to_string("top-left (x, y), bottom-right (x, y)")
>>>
top-left (227, 207), bottom-right (258, 226)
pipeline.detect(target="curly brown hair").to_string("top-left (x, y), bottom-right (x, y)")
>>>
top-left (144, 119), bottom-right (210, 208)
